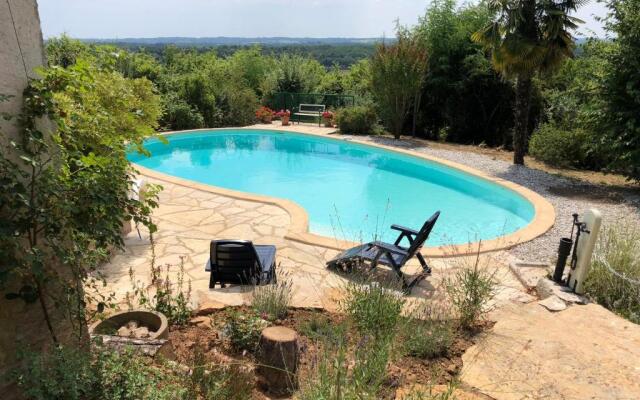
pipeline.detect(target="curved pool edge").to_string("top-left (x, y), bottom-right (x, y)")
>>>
top-left (134, 126), bottom-right (555, 257)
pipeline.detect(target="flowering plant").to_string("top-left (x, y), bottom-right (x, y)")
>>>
top-left (322, 110), bottom-right (334, 119)
top-left (255, 106), bottom-right (274, 120)
top-left (275, 109), bottom-right (291, 117)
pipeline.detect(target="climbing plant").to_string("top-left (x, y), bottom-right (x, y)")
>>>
top-left (0, 58), bottom-right (162, 343)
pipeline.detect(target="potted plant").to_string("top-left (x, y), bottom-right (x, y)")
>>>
top-left (256, 106), bottom-right (274, 124)
top-left (276, 109), bottom-right (291, 126)
top-left (322, 110), bottom-right (334, 127)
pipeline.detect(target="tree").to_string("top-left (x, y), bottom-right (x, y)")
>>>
top-left (371, 30), bottom-right (428, 139)
top-left (472, 0), bottom-right (585, 164)
top-left (601, 0), bottom-right (640, 180)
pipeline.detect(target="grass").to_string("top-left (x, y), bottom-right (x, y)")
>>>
top-left (251, 269), bottom-right (293, 321)
top-left (584, 222), bottom-right (640, 324)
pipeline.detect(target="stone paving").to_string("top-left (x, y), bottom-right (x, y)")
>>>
top-left (103, 174), bottom-right (529, 311)
top-left (98, 124), bottom-right (640, 400)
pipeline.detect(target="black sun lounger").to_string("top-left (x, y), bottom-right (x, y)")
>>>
top-left (205, 240), bottom-right (276, 288)
top-left (326, 211), bottom-right (440, 290)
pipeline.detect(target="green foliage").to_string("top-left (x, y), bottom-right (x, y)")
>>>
top-left (0, 54), bottom-right (162, 341)
top-left (529, 125), bottom-right (594, 168)
top-left (186, 350), bottom-right (253, 400)
top-left (226, 311), bottom-right (269, 352)
top-left (127, 235), bottom-right (192, 326)
top-left (300, 315), bottom-right (347, 345)
top-left (445, 251), bottom-right (497, 330)
top-left (401, 304), bottom-right (455, 359)
top-left (335, 105), bottom-right (378, 135)
top-left (251, 273), bottom-right (293, 321)
top-left (15, 346), bottom-right (186, 400)
top-left (584, 223), bottom-right (640, 324)
top-left (414, 0), bottom-right (515, 146)
top-left (15, 345), bottom-right (97, 400)
top-left (341, 280), bottom-right (404, 339)
top-left (472, 0), bottom-right (582, 164)
top-left (371, 29), bottom-right (428, 138)
top-left (298, 330), bottom-right (391, 400)
top-left (600, 0), bottom-right (640, 180)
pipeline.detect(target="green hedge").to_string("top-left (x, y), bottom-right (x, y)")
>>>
top-left (335, 106), bottom-right (378, 135)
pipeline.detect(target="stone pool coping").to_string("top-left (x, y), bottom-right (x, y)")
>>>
top-left (133, 126), bottom-right (555, 257)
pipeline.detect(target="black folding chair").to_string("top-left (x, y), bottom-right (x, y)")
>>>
top-left (205, 240), bottom-right (276, 288)
top-left (327, 211), bottom-right (440, 290)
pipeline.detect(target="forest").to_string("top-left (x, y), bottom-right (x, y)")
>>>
top-left (44, 0), bottom-right (639, 181)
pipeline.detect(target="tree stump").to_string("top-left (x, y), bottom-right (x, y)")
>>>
top-left (257, 326), bottom-right (299, 395)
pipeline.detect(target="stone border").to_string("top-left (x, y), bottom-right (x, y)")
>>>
top-left (133, 126), bottom-right (555, 257)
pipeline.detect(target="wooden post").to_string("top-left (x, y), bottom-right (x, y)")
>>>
top-left (257, 326), bottom-right (299, 395)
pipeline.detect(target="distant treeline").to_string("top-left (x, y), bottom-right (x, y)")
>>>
top-left (88, 43), bottom-right (375, 68)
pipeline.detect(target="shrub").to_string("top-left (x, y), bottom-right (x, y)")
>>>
top-left (163, 98), bottom-right (205, 130)
top-left (298, 330), bottom-right (390, 400)
top-left (300, 315), bottom-right (347, 345)
top-left (15, 346), bottom-right (97, 400)
top-left (529, 124), bottom-right (596, 168)
top-left (226, 310), bottom-right (269, 352)
top-left (251, 273), bottom-right (293, 321)
top-left (341, 279), bottom-right (404, 338)
top-left (445, 251), bottom-right (497, 330)
top-left (399, 302), bottom-right (455, 359)
top-left (187, 349), bottom-right (253, 400)
top-left (129, 250), bottom-right (192, 326)
top-left (584, 223), bottom-right (640, 323)
top-left (15, 346), bottom-right (186, 400)
top-left (335, 106), bottom-right (378, 135)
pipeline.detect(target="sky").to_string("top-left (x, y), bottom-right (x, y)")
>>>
top-left (37, 0), bottom-right (609, 39)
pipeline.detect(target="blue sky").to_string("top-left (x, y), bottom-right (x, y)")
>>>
top-left (37, 0), bottom-right (609, 39)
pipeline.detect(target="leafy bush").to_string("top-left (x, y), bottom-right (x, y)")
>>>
top-left (162, 98), bottom-right (205, 130)
top-left (341, 280), bottom-right (404, 338)
top-left (335, 105), bottom-right (378, 135)
top-left (529, 124), bottom-right (596, 168)
top-left (226, 311), bottom-right (269, 352)
top-left (15, 346), bottom-right (186, 400)
top-left (15, 346), bottom-right (97, 400)
top-left (445, 252), bottom-right (496, 330)
top-left (251, 273), bottom-right (292, 320)
top-left (584, 223), bottom-right (640, 323)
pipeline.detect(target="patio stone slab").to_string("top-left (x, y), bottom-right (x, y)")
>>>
top-left (461, 302), bottom-right (640, 400)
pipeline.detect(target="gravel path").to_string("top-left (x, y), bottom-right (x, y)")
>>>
top-left (358, 136), bottom-right (640, 263)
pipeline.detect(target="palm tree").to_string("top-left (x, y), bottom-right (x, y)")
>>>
top-left (472, 0), bottom-right (586, 165)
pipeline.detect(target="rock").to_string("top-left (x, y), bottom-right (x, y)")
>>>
top-left (189, 316), bottom-right (211, 328)
top-left (538, 295), bottom-right (567, 312)
top-left (461, 302), bottom-right (640, 399)
top-left (509, 261), bottom-right (551, 290)
top-left (117, 326), bottom-right (131, 337)
top-left (132, 326), bottom-right (150, 339)
top-left (196, 300), bottom-right (226, 316)
top-left (126, 320), bottom-right (139, 330)
top-left (536, 278), bottom-right (588, 304)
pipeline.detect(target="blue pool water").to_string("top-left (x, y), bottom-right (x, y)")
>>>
top-left (129, 130), bottom-right (535, 245)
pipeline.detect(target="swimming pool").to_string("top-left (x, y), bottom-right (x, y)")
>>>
top-left (129, 129), bottom-right (536, 246)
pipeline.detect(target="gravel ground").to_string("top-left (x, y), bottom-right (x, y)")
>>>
top-left (357, 136), bottom-right (640, 263)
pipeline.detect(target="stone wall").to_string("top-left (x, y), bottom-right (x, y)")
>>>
top-left (0, 1), bottom-right (79, 398)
